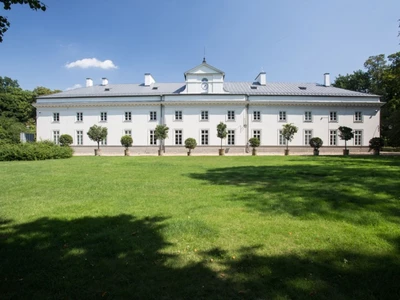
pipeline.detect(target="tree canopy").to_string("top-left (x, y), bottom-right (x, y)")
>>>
top-left (87, 125), bottom-right (108, 150)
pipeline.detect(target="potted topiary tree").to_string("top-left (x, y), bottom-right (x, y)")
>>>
top-left (216, 122), bottom-right (227, 156)
top-left (309, 137), bottom-right (323, 156)
top-left (154, 124), bottom-right (169, 156)
top-left (281, 123), bottom-right (298, 155)
top-left (59, 134), bottom-right (73, 147)
top-left (87, 125), bottom-right (108, 156)
top-left (369, 137), bottom-right (384, 155)
top-left (120, 135), bottom-right (133, 156)
top-left (338, 126), bottom-right (354, 155)
top-left (184, 138), bottom-right (197, 156)
top-left (248, 137), bottom-right (260, 156)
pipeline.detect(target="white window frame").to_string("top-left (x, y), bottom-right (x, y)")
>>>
top-left (354, 111), bottom-right (363, 123)
top-left (227, 129), bottom-right (235, 145)
top-left (124, 111), bottom-right (132, 122)
top-left (304, 129), bottom-right (312, 146)
top-left (149, 111), bottom-right (157, 121)
top-left (253, 111), bottom-right (261, 121)
top-left (304, 111), bottom-right (312, 122)
top-left (76, 112), bottom-right (83, 122)
top-left (174, 110), bottom-right (183, 121)
top-left (174, 129), bottom-right (183, 145)
top-left (329, 130), bottom-right (337, 146)
top-left (354, 130), bottom-right (363, 146)
top-left (279, 130), bottom-right (286, 145)
top-left (100, 112), bottom-right (107, 122)
top-left (201, 129), bottom-right (209, 145)
top-left (53, 130), bottom-right (60, 145)
top-left (253, 129), bottom-right (261, 143)
top-left (201, 110), bottom-right (209, 121)
top-left (279, 111), bottom-right (287, 122)
top-left (227, 110), bottom-right (235, 121)
top-left (76, 130), bottom-right (83, 145)
top-left (149, 130), bottom-right (156, 145)
top-left (329, 111), bottom-right (337, 122)
top-left (53, 112), bottom-right (60, 122)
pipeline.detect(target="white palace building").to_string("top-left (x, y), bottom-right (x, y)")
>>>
top-left (35, 60), bottom-right (382, 155)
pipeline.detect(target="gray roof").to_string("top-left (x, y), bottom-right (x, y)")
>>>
top-left (39, 82), bottom-right (379, 99)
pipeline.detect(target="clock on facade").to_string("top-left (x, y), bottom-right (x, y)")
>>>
top-left (201, 82), bottom-right (208, 90)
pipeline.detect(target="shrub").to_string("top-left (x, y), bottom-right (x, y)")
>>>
top-left (59, 134), bottom-right (73, 146)
top-left (120, 135), bottom-right (133, 150)
top-left (184, 138), bottom-right (197, 153)
top-left (369, 137), bottom-right (384, 151)
top-left (87, 125), bottom-right (108, 149)
top-left (216, 122), bottom-right (227, 150)
top-left (309, 137), bottom-right (323, 150)
top-left (249, 137), bottom-right (260, 149)
top-left (154, 125), bottom-right (169, 154)
top-left (0, 141), bottom-right (73, 161)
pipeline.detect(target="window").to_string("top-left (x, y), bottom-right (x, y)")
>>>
top-left (175, 111), bottom-right (182, 121)
top-left (124, 130), bottom-right (132, 136)
top-left (330, 130), bottom-right (337, 146)
top-left (354, 130), bottom-right (362, 146)
top-left (354, 111), bottom-right (362, 122)
top-left (175, 130), bottom-right (182, 145)
top-left (304, 111), bottom-right (312, 122)
top-left (227, 130), bottom-right (235, 145)
top-left (227, 110), bottom-right (235, 121)
top-left (279, 130), bottom-right (286, 145)
top-left (279, 111), bottom-right (286, 122)
top-left (125, 111), bottom-right (132, 122)
top-left (201, 130), bottom-right (209, 145)
top-left (53, 113), bottom-right (60, 122)
top-left (77, 130), bottom-right (83, 145)
top-left (149, 130), bottom-right (156, 145)
top-left (150, 111), bottom-right (157, 121)
top-left (253, 111), bottom-right (261, 121)
top-left (329, 111), bottom-right (337, 122)
top-left (101, 137), bottom-right (107, 145)
top-left (253, 130), bottom-right (261, 142)
top-left (100, 112), bottom-right (107, 122)
top-left (76, 112), bottom-right (83, 122)
top-left (201, 110), bottom-right (209, 121)
top-left (304, 130), bottom-right (312, 145)
top-left (53, 130), bottom-right (60, 145)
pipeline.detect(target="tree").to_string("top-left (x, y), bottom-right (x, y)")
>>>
top-left (184, 138), bottom-right (197, 155)
top-left (87, 125), bottom-right (107, 150)
top-left (1, 0), bottom-right (47, 43)
top-left (59, 134), bottom-right (73, 147)
top-left (369, 137), bottom-right (384, 155)
top-left (216, 122), bottom-right (227, 150)
top-left (33, 86), bottom-right (62, 96)
top-left (309, 137), bottom-right (323, 155)
top-left (0, 115), bottom-right (25, 144)
top-left (338, 126), bottom-right (354, 152)
top-left (281, 123), bottom-right (298, 152)
top-left (154, 124), bottom-right (169, 154)
top-left (248, 137), bottom-right (260, 156)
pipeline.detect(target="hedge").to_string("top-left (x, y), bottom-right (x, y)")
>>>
top-left (0, 141), bottom-right (73, 161)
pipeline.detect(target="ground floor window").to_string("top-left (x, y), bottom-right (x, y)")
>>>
top-left (330, 130), bottom-right (337, 146)
top-left (201, 130), bottom-right (209, 145)
top-left (227, 130), bottom-right (235, 145)
top-left (175, 130), bottom-right (182, 145)
top-left (53, 130), bottom-right (60, 145)
top-left (354, 130), bottom-right (362, 146)
top-left (304, 130), bottom-right (312, 145)
top-left (253, 130), bottom-right (261, 142)
top-left (77, 130), bottom-right (83, 145)
top-left (279, 130), bottom-right (286, 145)
top-left (124, 130), bottom-right (132, 136)
top-left (101, 137), bottom-right (107, 145)
top-left (149, 130), bottom-right (156, 145)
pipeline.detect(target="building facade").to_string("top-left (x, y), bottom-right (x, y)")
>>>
top-left (35, 61), bottom-right (382, 154)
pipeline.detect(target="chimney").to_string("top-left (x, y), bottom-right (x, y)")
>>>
top-left (255, 72), bottom-right (266, 86)
top-left (324, 73), bottom-right (330, 87)
top-left (86, 78), bottom-right (93, 87)
top-left (144, 73), bottom-right (156, 86)
top-left (101, 77), bottom-right (108, 86)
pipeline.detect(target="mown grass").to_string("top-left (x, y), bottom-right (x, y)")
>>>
top-left (0, 156), bottom-right (399, 299)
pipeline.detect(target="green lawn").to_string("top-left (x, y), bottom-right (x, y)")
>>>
top-left (1, 156), bottom-right (399, 299)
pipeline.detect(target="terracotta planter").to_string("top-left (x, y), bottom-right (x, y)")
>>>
top-left (94, 149), bottom-right (101, 156)
top-left (124, 149), bottom-right (130, 156)
top-left (284, 149), bottom-right (289, 156)
top-left (252, 148), bottom-right (257, 156)
top-left (218, 149), bottom-right (225, 156)
top-left (343, 149), bottom-right (349, 156)
top-left (158, 150), bottom-right (164, 156)
top-left (313, 149), bottom-right (319, 156)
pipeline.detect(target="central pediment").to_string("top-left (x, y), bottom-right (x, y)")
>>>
top-left (184, 61), bottom-right (225, 79)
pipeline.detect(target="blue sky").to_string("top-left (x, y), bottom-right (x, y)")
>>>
top-left (1, 0), bottom-right (399, 91)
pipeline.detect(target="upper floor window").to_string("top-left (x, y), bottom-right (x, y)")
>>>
top-left (76, 112), bottom-right (83, 122)
top-left (354, 111), bottom-right (362, 122)
top-left (279, 111), bottom-right (286, 122)
top-left (253, 111), bottom-right (261, 121)
top-left (150, 111), bottom-right (157, 121)
top-left (100, 112), bottom-right (107, 122)
top-left (175, 111), bottom-right (182, 121)
top-left (53, 113), bottom-right (60, 122)
top-left (201, 110), bottom-right (209, 121)
top-left (227, 110), bottom-right (235, 121)
top-left (329, 111), bottom-right (337, 122)
top-left (125, 111), bottom-right (132, 122)
top-left (304, 111), bottom-right (312, 122)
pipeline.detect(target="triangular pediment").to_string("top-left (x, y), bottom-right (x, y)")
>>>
top-left (184, 61), bottom-right (225, 79)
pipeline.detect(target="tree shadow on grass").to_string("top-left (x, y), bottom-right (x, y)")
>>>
top-left (188, 159), bottom-right (400, 225)
top-left (0, 215), bottom-right (399, 299)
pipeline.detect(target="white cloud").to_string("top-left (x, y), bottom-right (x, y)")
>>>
top-left (65, 58), bottom-right (118, 69)
top-left (65, 84), bottom-right (82, 91)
